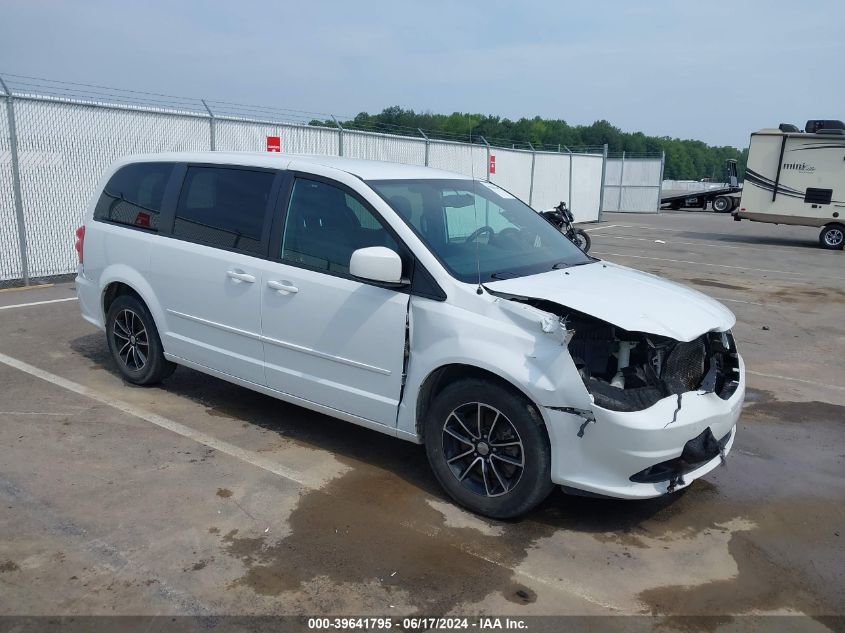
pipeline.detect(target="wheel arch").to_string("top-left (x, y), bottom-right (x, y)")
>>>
top-left (99, 266), bottom-right (167, 337)
top-left (414, 363), bottom-right (544, 441)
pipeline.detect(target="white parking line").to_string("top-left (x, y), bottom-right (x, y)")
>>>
top-left (746, 369), bottom-right (845, 392)
top-left (595, 234), bottom-right (768, 252)
top-left (583, 224), bottom-right (620, 232)
top-left (0, 351), bottom-right (311, 488)
top-left (712, 297), bottom-right (766, 306)
top-left (592, 251), bottom-right (807, 277)
top-left (0, 297), bottom-right (78, 311)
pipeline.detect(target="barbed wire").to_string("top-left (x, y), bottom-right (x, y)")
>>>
top-left (0, 71), bottom-right (658, 157)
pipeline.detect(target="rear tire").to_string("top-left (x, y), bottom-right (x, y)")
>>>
top-left (424, 379), bottom-right (555, 519)
top-left (106, 295), bottom-right (175, 385)
top-left (713, 196), bottom-right (732, 213)
top-left (819, 224), bottom-right (845, 250)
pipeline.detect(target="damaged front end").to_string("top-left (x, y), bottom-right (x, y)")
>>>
top-left (506, 296), bottom-right (741, 413)
top-left (566, 311), bottom-right (740, 413)
top-left (485, 273), bottom-right (744, 498)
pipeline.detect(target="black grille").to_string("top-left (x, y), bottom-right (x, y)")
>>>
top-left (663, 338), bottom-right (706, 393)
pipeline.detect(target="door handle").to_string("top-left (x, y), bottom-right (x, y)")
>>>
top-left (267, 280), bottom-right (299, 294)
top-left (226, 269), bottom-right (256, 284)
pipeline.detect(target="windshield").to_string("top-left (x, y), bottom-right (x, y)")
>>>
top-left (367, 178), bottom-right (592, 283)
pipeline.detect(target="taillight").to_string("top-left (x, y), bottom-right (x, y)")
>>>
top-left (74, 225), bottom-right (85, 264)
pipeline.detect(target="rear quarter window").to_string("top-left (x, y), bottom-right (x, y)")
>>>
top-left (94, 162), bottom-right (173, 231)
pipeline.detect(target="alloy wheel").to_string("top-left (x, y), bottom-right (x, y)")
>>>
top-left (112, 308), bottom-right (149, 372)
top-left (824, 228), bottom-right (844, 247)
top-left (441, 402), bottom-right (525, 497)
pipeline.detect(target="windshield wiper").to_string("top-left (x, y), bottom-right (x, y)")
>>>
top-left (490, 271), bottom-right (518, 280)
top-left (552, 259), bottom-right (594, 270)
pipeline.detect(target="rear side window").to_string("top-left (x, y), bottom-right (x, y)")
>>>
top-left (173, 166), bottom-right (275, 255)
top-left (94, 162), bottom-right (173, 231)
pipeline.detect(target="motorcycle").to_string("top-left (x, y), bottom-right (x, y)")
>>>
top-left (539, 201), bottom-right (591, 253)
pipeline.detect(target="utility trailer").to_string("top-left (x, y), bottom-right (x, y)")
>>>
top-left (734, 120), bottom-right (845, 249)
top-left (660, 160), bottom-right (740, 212)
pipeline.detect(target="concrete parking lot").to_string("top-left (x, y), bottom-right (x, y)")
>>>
top-left (0, 211), bottom-right (843, 627)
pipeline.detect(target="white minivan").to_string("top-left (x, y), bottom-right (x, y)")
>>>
top-left (76, 152), bottom-right (744, 518)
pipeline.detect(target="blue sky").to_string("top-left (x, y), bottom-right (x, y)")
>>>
top-left (1, 0), bottom-right (843, 147)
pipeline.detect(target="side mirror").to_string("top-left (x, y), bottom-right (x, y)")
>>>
top-left (349, 247), bottom-right (406, 285)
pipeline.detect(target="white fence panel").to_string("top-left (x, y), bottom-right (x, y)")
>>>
top-left (14, 99), bottom-right (210, 278)
top-left (427, 141), bottom-right (487, 179)
top-left (0, 99), bottom-right (22, 281)
top-left (602, 160), bottom-right (623, 212)
top-left (489, 148), bottom-right (532, 203)
top-left (603, 156), bottom-right (663, 213)
top-left (216, 120), bottom-right (339, 155)
top-left (343, 130), bottom-right (426, 165)
top-left (571, 155), bottom-right (604, 222)
top-left (531, 152), bottom-right (571, 213)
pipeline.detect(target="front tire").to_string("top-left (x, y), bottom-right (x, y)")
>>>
top-left (572, 229), bottom-right (591, 253)
top-left (106, 294), bottom-right (175, 385)
top-left (819, 224), bottom-right (845, 250)
top-left (424, 379), bottom-right (554, 519)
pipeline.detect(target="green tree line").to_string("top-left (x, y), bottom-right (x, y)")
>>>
top-left (311, 106), bottom-right (747, 182)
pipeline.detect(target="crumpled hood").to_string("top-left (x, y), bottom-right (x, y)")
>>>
top-left (485, 261), bottom-right (735, 342)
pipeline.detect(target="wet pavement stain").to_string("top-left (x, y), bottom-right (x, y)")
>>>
top-left (0, 560), bottom-right (20, 572)
top-left (687, 278), bottom-right (748, 291)
top-left (216, 488), bottom-right (233, 498)
top-left (562, 480), bottom-right (845, 624)
top-left (628, 484), bottom-right (844, 622)
top-left (769, 287), bottom-right (844, 304)
top-left (639, 527), bottom-right (828, 623)
top-left (743, 398), bottom-right (845, 425)
top-left (218, 464), bottom-right (557, 612)
top-left (184, 559), bottom-right (212, 572)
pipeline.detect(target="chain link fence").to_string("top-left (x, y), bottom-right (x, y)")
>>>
top-left (0, 73), bottom-right (665, 285)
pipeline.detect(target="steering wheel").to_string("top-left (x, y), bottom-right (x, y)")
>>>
top-left (465, 225), bottom-right (495, 243)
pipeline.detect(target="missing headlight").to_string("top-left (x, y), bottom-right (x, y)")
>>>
top-left (496, 296), bottom-right (739, 412)
top-left (569, 322), bottom-right (739, 412)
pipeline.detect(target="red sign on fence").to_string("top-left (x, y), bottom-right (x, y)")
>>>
top-left (489, 154), bottom-right (496, 174)
top-left (266, 136), bottom-right (281, 152)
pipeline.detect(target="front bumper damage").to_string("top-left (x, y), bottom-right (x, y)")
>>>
top-left (489, 289), bottom-right (745, 499)
top-left (543, 353), bottom-right (744, 499)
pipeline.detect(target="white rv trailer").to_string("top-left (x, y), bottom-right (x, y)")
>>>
top-left (734, 120), bottom-right (845, 249)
